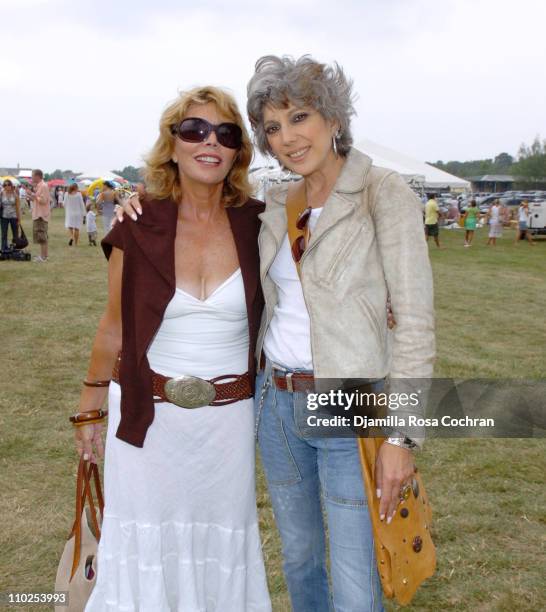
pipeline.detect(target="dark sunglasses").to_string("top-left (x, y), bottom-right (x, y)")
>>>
top-left (291, 206), bottom-right (312, 263)
top-left (170, 117), bottom-right (242, 150)
top-left (3, 183), bottom-right (12, 187)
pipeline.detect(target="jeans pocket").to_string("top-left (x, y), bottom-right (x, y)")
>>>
top-left (321, 438), bottom-right (367, 506)
top-left (257, 387), bottom-right (302, 486)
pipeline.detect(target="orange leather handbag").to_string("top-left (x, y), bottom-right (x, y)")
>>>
top-left (358, 438), bottom-right (436, 606)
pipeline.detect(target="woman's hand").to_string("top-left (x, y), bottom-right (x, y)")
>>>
top-left (74, 422), bottom-right (105, 464)
top-left (114, 193), bottom-right (142, 223)
top-left (375, 441), bottom-right (415, 524)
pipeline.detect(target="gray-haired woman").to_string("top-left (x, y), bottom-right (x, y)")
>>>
top-left (116, 55), bottom-right (435, 611)
top-left (246, 55), bottom-right (434, 612)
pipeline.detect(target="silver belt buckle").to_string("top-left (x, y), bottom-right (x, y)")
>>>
top-left (285, 372), bottom-right (294, 393)
top-left (164, 375), bottom-right (216, 409)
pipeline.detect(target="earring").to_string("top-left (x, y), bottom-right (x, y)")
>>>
top-left (172, 156), bottom-right (178, 164)
top-left (332, 130), bottom-right (341, 157)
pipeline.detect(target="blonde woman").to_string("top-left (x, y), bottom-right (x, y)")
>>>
top-left (76, 87), bottom-right (271, 611)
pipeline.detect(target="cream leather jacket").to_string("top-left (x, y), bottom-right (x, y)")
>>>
top-left (257, 147), bottom-right (435, 390)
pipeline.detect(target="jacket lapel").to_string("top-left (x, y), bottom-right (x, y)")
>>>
top-left (126, 198), bottom-right (178, 287)
top-left (262, 149), bottom-right (373, 265)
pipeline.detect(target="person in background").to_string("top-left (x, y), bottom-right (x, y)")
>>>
top-left (64, 183), bottom-right (86, 246)
top-left (0, 179), bottom-right (21, 252)
top-left (86, 202), bottom-right (97, 246)
top-left (514, 199), bottom-right (534, 245)
top-left (462, 199), bottom-right (479, 247)
top-left (56, 187), bottom-right (65, 207)
top-left (486, 199), bottom-right (503, 246)
top-left (96, 181), bottom-right (118, 233)
top-left (27, 169), bottom-right (50, 262)
top-left (424, 193), bottom-right (442, 247)
top-left (19, 184), bottom-right (29, 214)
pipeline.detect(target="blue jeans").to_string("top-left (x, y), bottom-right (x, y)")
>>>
top-left (1, 217), bottom-right (18, 251)
top-left (255, 361), bottom-right (384, 612)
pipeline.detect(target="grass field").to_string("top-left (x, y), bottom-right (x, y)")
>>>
top-left (1, 208), bottom-right (545, 611)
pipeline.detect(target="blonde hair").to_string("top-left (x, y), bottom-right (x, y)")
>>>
top-left (144, 86), bottom-right (253, 207)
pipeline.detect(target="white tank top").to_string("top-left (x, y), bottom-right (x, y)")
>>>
top-left (263, 207), bottom-right (323, 369)
top-left (146, 269), bottom-right (249, 379)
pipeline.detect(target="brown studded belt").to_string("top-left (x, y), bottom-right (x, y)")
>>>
top-left (112, 359), bottom-right (252, 409)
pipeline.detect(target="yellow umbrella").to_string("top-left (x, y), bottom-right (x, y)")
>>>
top-left (85, 178), bottom-right (108, 197)
top-left (86, 178), bottom-right (131, 201)
top-left (0, 175), bottom-right (20, 186)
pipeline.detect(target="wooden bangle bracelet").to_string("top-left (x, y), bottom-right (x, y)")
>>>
top-left (72, 418), bottom-right (105, 427)
top-left (69, 409), bottom-right (108, 424)
top-left (83, 379), bottom-right (111, 388)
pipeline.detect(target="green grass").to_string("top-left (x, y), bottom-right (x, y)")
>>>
top-left (0, 210), bottom-right (545, 611)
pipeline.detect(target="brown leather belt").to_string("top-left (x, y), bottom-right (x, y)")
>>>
top-left (112, 359), bottom-right (252, 408)
top-left (272, 368), bottom-right (316, 393)
top-left (272, 367), bottom-right (378, 396)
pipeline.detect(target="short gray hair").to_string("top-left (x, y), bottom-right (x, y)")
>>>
top-left (247, 55), bottom-right (356, 157)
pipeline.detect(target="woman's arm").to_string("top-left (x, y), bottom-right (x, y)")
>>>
top-left (74, 247), bottom-right (123, 463)
top-left (15, 195), bottom-right (21, 222)
top-left (371, 170), bottom-right (435, 523)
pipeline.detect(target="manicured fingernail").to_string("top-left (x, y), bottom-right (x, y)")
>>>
top-left (83, 453), bottom-right (89, 460)
top-left (119, 216), bottom-right (124, 222)
top-left (387, 515), bottom-right (392, 525)
top-left (131, 214), bottom-right (137, 221)
top-left (376, 488), bottom-right (381, 499)
top-left (380, 513), bottom-right (385, 521)
top-left (137, 208), bottom-right (142, 215)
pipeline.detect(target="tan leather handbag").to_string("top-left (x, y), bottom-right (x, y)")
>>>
top-left (54, 457), bottom-right (104, 612)
top-left (358, 437), bottom-right (436, 606)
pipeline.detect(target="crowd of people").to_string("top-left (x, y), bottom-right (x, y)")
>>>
top-left (0, 177), bottom-right (138, 261)
top-left (423, 194), bottom-right (535, 248)
top-left (2, 174), bottom-right (537, 265)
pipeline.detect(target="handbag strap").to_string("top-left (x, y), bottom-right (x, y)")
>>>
top-left (69, 457), bottom-right (104, 580)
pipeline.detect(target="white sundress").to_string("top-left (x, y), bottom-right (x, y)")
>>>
top-left (85, 269), bottom-right (271, 612)
top-left (64, 193), bottom-right (86, 230)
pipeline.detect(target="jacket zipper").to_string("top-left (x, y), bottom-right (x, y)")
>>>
top-left (298, 260), bottom-right (317, 373)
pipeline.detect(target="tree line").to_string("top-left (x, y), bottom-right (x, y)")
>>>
top-left (41, 137), bottom-right (546, 183)
top-left (431, 136), bottom-right (546, 181)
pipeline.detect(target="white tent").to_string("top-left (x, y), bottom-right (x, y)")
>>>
top-left (355, 138), bottom-right (470, 191)
top-left (77, 170), bottom-right (124, 181)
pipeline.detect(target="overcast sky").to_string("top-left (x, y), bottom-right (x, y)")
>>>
top-left (1, 0), bottom-right (544, 173)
